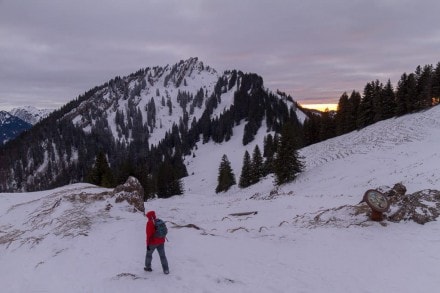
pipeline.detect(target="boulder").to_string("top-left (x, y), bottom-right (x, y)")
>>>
top-left (113, 176), bottom-right (145, 213)
top-left (384, 182), bottom-right (407, 199)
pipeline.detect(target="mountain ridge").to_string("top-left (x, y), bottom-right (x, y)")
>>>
top-left (0, 58), bottom-right (306, 193)
top-left (10, 106), bottom-right (52, 125)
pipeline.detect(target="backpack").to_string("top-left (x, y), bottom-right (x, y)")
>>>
top-left (154, 218), bottom-right (168, 238)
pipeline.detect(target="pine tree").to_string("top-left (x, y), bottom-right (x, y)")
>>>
top-left (381, 79), bottom-right (396, 120)
top-left (250, 145), bottom-right (264, 184)
top-left (432, 62), bottom-right (440, 103)
top-left (303, 114), bottom-right (321, 146)
top-left (371, 80), bottom-right (384, 122)
top-left (156, 161), bottom-right (183, 198)
top-left (335, 92), bottom-right (350, 135)
top-left (87, 151), bottom-right (114, 188)
top-left (263, 134), bottom-right (275, 175)
top-left (357, 82), bottom-right (375, 128)
top-left (416, 64), bottom-right (433, 110)
top-left (239, 151), bottom-right (252, 188)
top-left (347, 90), bottom-right (361, 132)
top-left (318, 109), bottom-right (335, 141)
top-left (274, 122), bottom-right (303, 185)
top-left (395, 73), bottom-right (418, 116)
top-left (395, 73), bottom-right (410, 116)
top-left (215, 155), bottom-right (236, 193)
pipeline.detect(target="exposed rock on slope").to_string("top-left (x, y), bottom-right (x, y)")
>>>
top-left (113, 176), bottom-right (145, 213)
top-left (0, 177), bottom-right (145, 249)
top-left (292, 184), bottom-right (440, 228)
top-left (387, 189), bottom-right (440, 224)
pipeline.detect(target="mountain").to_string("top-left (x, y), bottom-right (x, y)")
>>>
top-left (1, 104), bottom-right (439, 292)
top-left (10, 106), bottom-right (52, 125)
top-left (0, 57), bottom-right (307, 192)
top-left (0, 111), bottom-right (32, 145)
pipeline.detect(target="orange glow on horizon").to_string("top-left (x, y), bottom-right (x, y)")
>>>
top-left (300, 103), bottom-right (338, 112)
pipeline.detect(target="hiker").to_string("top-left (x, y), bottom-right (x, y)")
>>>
top-left (144, 210), bottom-right (169, 274)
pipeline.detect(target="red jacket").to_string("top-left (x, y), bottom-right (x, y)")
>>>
top-left (146, 210), bottom-right (166, 246)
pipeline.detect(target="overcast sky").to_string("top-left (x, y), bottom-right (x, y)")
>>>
top-left (1, 0), bottom-right (440, 111)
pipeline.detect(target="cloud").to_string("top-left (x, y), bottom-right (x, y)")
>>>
top-left (1, 0), bottom-right (440, 110)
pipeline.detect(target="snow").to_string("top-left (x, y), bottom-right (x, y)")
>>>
top-left (10, 106), bottom-right (52, 125)
top-left (0, 110), bottom-right (12, 123)
top-left (2, 106), bottom-right (440, 292)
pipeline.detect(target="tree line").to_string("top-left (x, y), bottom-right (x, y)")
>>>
top-left (303, 62), bottom-right (440, 145)
top-left (216, 121), bottom-right (304, 193)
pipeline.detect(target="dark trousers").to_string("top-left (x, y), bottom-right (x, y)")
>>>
top-left (145, 243), bottom-right (169, 272)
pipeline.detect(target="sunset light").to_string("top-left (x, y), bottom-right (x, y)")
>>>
top-left (300, 103), bottom-right (338, 112)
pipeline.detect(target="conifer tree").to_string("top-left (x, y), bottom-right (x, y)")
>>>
top-left (303, 114), bottom-right (321, 146)
top-left (274, 122), bottom-right (303, 185)
top-left (371, 80), bottom-right (384, 122)
top-left (348, 91), bottom-right (361, 132)
top-left (357, 82), bottom-right (375, 128)
top-left (156, 161), bottom-right (183, 198)
top-left (318, 109), bottom-right (335, 141)
top-left (250, 145), bottom-right (264, 184)
top-left (395, 73), bottom-right (417, 116)
top-left (215, 155), bottom-right (236, 193)
top-left (336, 92), bottom-right (350, 135)
top-left (263, 134), bottom-right (275, 175)
top-left (395, 73), bottom-right (410, 116)
top-left (87, 151), bottom-right (114, 188)
top-left (239, 151), bottom-right (252, 188)
top-left (416, 64), bottom-right (433, 110)
top-left (381, 79), bottom-right (396, 120)
top-left (432, 62), bottom-right (440, 102)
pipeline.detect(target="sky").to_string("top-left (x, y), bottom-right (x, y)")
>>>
top-left (1, 0), bottom-right (440, 111)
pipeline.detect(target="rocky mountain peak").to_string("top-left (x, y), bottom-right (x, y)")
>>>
top-left (10, 106), bottom-right (52, 125)
top-left (0, 110), bottom-right (12, 123)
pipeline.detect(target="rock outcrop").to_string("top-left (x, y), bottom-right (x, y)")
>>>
top-left (113, 176), bottom-right (145, 213)
top-left (386, 189), bottom-right (440, 224)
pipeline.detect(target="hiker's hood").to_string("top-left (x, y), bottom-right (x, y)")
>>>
top-left (146, 210), bottom-right (156, 221)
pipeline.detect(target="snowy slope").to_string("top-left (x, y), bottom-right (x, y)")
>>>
top-left (1, 106), bottom-right (440, 292)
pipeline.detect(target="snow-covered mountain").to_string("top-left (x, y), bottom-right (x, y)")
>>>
top-left (66, 57), bottom-right (221, 146)
top-left (10, 106), bottom-right (52, 125)
top-left (1, 105), bottom-right (440, 292)
top-left (0, 57), bottom-right (307, 192)
top-left (0, 110), bottom-right (32, 145)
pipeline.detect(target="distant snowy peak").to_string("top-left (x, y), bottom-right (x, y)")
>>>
top-left (10, 106), bottom-right (52, 125)
top-left (0, 110), bottom-right (12, 124)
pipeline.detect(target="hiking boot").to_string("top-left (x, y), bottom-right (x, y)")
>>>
top-left (164, 270), bottom-right (169, 274)
top-left (144, 267), bottom-right (152, 272)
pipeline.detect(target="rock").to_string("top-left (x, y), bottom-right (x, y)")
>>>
top-left (113, 176), bottom-right (145, 213)
top-left (386, 189), bottom-right (440, 224)
top-left (385, 183), bottom-right (407, 198)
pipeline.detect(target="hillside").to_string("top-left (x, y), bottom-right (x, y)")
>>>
top-left (1, 105), bottom-right (439, 292)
